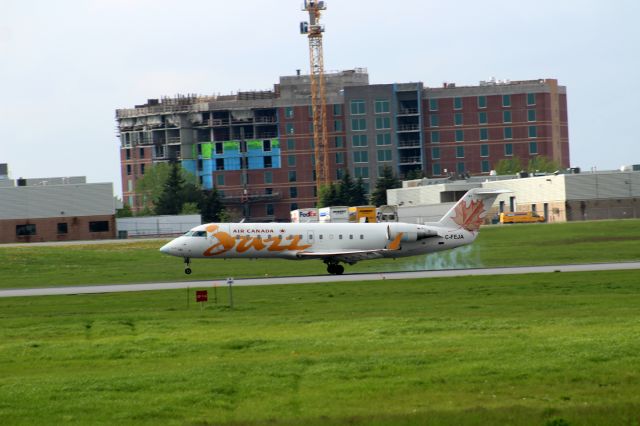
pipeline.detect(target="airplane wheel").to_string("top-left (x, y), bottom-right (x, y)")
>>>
top-left (335, 265), bottom-right (344, 275)
top-left (327, 264), bottom-right (336, 275)
top-left (185, 268), bottom-right (192, 275)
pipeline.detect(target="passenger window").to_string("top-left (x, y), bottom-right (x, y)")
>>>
top-left (339, 235), bottom-right (343, 240)
top-left (360, 234), bottom-right (364, 239)
top-left (349, 234), bottom-right (353, 239)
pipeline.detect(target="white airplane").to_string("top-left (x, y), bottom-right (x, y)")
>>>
top-left (160, 188), bottom-right (508, 275)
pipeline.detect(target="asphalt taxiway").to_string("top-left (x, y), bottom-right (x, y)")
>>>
top-left (1, 262), bottom-right (639, 298)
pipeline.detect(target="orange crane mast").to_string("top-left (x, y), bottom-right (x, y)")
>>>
top-left (300, 0), bottom-right (329, 197)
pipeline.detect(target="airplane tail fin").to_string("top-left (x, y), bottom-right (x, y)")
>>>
top-left (438, 189), bottom-right (510, 232)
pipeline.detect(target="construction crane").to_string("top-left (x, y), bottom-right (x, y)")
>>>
top-left (300, 0), bottom-right (329, 197)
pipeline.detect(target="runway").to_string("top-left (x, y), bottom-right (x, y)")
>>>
top-left (1, 262), bottom-right (639, 298)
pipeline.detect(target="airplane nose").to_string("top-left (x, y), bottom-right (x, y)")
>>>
top-left (160, 242), bottom-right (173, 255)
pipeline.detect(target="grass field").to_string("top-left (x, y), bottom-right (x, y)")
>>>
top-left (1, 270), bottom-right (640, 425)
top-left (1, 219), bottom-right (639, 288)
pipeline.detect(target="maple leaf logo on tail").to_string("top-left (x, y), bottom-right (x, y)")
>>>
top-left (451, 198), bottom-right (486, 231)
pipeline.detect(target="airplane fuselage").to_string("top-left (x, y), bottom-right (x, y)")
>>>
top-left (161, 221), bottom-right (475, 261)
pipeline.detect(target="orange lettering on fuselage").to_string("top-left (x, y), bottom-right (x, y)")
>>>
top-left (236, 236), bottom-right (266, 253)
top-left (203, 225), bottom-right (236, 256)
top-left (285, 235), bottom-right (312, 251)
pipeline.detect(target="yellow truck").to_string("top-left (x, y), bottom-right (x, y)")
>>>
top-left (348, 206), bottom-right (377, 223)
top-left (499, 211), bottom-right (545, 224)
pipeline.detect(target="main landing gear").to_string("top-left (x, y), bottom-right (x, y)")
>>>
top-left (184, 257), bottom-right (192, 275)
top-left (325, 261), bottom-right (344, 275)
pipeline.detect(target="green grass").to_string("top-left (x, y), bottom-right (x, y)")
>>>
top-left (1, 219), bottom-right (639, 288)
top-left (1, 271), bottom-right (640, 424)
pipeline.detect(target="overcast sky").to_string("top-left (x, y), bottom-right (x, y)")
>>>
top-left (1, 0), bottom-right (638, 196)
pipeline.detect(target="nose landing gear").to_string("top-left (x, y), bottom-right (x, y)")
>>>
top-left (184, 257), bottom-right (192, 275)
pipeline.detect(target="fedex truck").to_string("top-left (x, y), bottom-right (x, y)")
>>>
top-left (290, 208), bottom-right (319, 223)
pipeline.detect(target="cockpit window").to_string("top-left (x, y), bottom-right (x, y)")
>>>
top-left (185, 230), bottom-right (207, 237)
top-left (184, 231), bottom-right (194, 236)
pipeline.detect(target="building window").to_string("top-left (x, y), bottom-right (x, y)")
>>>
top-left (89, 221), bottom-right (109, 233)
top-left (432, 163), bottom-right (441, 175)
top-left (480, 128), bottom-right (488, 141)
top-left (355, 167), bottom-right (369, 178)
top-left (429, 115), bottom-right (439, 127)
top-left (285, 107), bottom-right (294, 119)
top-left (16, 224), bottom-right (36, 236)
top-left (478, 96), bottom-right (487, 109)
top-left (480, 144), bottom-right (489, 157)
top-left (263, 156), bottom-right (272, 168)
top-left (286, 123), bottom-right (295, 134)
top-left (375, 99), bottom-right (390, 114)
top-left (266, 204), bottom-right (274, 216)
top-left (478, 111), bottom-right (488, 125)
top-left (57, 223), bottom-right (68, 234)
top-left (431, 131), bottom-right (440, 143)
top-left (429, 98), bottom-right (438, 111)
top-left (125, 149), bottom-right (131, 160)
top-left (289, 187), bottom-right (298, 198)
top-left (353, 151), bottom-right (369, 163)
top-left (333, 104), bottom-right (343, 116)
top-left (288, 171), bottom-right (297, 182)
top-left (432, 147), bottom-right (440, 160)
top-left (215, 142), bottom-right (223, 154)
top-left (481, 160), bottom-right (490, 173)
top-left (454, 113), bottom-right (463, 126)
top-left (352, 134), bottom-right (368, 147)
top-left (336, 168), bottom-right (344, 179)
top-left (503, 110), bottom-right (512, 123)
top-left (263, 140), bottom-right (272, 152)
top-left (286, 139), bottom-right (295, 150)
top-left (505, 143), bottom-right (513, 156)
top-left (457, 162), bottom-right (465, 173)
top-left (454, 97), bottom-right (462, 110)
top-left (376, 133), bottom-right (391, 145)
top-left (527, 93), bottom-right (536, 106)
top-left (351, 118), bottom-right (367, 131)
top-left (528, 126), bottom-right (537, 138)
top-left (216, 174), bottom-right (225, 186)
top-left (290, 203), bottom-right (298, 211)
top-left (455, 130), bottom-right (464, 142)
top-left (126, 164), bottom-right (132, 175)
top-left (456, 146), bottom-right (465, 158)
top-left (140, 164), bottom-right (145, 175)
top-left (502, 95), bottom-right (511, 107)
top-left (350, 100), bottom-right (366, 115)
top-left (264, 171), bottom-right (272, 184)
top-left (377, 149), bottom-right (392, 162)
top-left (287, 155), bottom-right (296, 167)
top-left (335, 136), bottom-right (344, 148)
top-left (504, 127), bottom-right (513, 139)
top-left (334, 120), bottom-right (343, 131)
top-left (336, 152), bottom-right (344, 164)
top-left (375, 117), bottom-right (391, 130)
top-left (528, 109), bottom-right (536, 122)
top-left (216, 158), bottom-right (225, 171)
top-left (529, 141), bottom-right (538, 154)
top-left (139, 148), bottom-right (145, 158)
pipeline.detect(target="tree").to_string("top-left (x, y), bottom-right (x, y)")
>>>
top-left (371, 165), bottom-right (401, 206)
top-left (494, 157), bottom-right (523, 175)
top-left (318, 182), bottom-right (339, 207)
top-left (352, 177), bottom-right (369, 206)
top-left (136, 163), bottom-right (198, 213)
top-left (115, 203), bottom-right (133, 218)
top-left (200, 187), bottom-right (228, 223)
top-left (337, 171), bottom-right (356, 205)
top-left (155, 162), bottom-right (185, 215)
top-left (527, 156), bottom-right (560, 173)
top-left (405, 169), bottom-right (423, 180)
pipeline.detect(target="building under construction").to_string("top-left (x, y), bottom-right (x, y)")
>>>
top-left (116, 70), bottom-right (569, 221)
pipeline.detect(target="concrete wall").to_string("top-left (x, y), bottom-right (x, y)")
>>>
top-left (116, 215), bottom-right (201, 237)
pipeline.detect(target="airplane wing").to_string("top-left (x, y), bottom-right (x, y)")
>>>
top-left (296, 249), bottom-right (389, 263)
